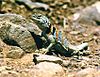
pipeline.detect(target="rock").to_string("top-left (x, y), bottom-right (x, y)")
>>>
top-left (0, 66), bottom-right (6, 72)
top-left (0, 66), bottom-right (21, 77)
top-left (32, 62), bottom-right (66, 77)
top-left (0, 70), bottom-right (19, 77)
top-left (0, 38), bottom-right (6, 46)
top-left (33, 53), bottom-right (63, 64)
top-left (0, 39), bottom-right (10, 58)
top-left (0, 21), bottom-right (36, 52)
top-left (72, 1), bottom-right (100, 26)
top-left (74, 68), bottom-right (97, 77)
top-left (0, 13), bottom-right (41, 34)
top-left (0, 47), bottom-right (3, 52)
top-left (5, 66), bottom-right (12, 70)
top-left (0, 39), bottom-right (25, 59)
top-left (70, 68), bottom-right (100, 77)
top-left (0, 52), bottom-right (4, 58)
top-left (0, 40), bottom-right (3, 52)
top-left (94, 70), bottom-right (100, 77)
top-left (0, 66), bottom-right (13, 73)
top-left (39, 0), bottom-right (54, 2)
top-left (93, 27), bottom-right (100, 36)
top-left (0, 13), bottom-right (45, 50)
top-left (6, 46), bottom-right (25, 59)
top-left (20, 62), bottom-right (66, 77)
top-left (15, 0), bottom-right (49, 10)
top-left (69, 31), bottom-right (81, 35)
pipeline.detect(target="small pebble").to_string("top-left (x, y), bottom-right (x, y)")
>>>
top-left (0, 47), bottom-right (3, 52)
top-left (62, 5), bottom-right (67, 9)
top-left (5, 66), bottom-right (12, 70)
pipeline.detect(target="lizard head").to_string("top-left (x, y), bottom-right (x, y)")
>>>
top-left (31, 14), bottom-right (51, 29)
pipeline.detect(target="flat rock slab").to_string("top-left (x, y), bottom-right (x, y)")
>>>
top-left (33, 53), bottom-right (63, 64)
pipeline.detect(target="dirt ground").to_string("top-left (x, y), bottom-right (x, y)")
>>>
top-left (0, 0), bottom-right (100, 74)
